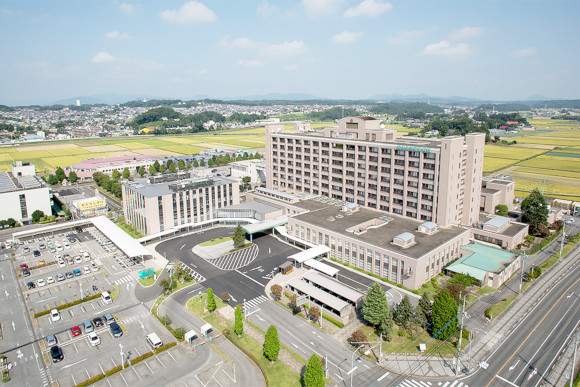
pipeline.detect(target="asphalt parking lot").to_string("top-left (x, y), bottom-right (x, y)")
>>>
top-left (47, 304), bottom-right (176, 387)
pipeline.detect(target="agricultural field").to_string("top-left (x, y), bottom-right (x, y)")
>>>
top-left (483, 157), bottom-right (517, 173)
top-left (490, 124), bottom-right (580, 201)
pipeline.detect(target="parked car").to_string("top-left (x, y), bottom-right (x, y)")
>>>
top-left (90, 262), bottom-right (98, 272)
top-left (22, 269), bottom-right (30, 277)
top-left (58, 259), bottom-right (66, 268)
top-left (82, 252), bottom-right (91, 261)
top-left (50, 309), bottom-right (61, 322)
top-left (26, 281), bottom-right (35, 289)
top-left (103, 313), bottom-right (115, 325)
top-left (39, 243), bottom-right (46, 250)
top-left (46, 276), bottom-right (55, 284)
top-left (73, 269), bottom-right (82, 277)
top-left (49, 247), bottom-right (56, 253)
top-left (20, 263), bottom-right (29, 271)
top-left (36, 278), bottom-right (46, 287)
top-left (110, 322), bottom-right (123, 338)
top-left (67, 257), bottom-right (74, 266)
top-left (82, 320), bottom-right (94, 333)
top-left (50, 346), bottom-right (64, 363)
top-left (23, 246), bottom-right (30, 253)
top-left (65, 272), bottom-right (74, 279)
top-left (68, 236), bottom-right (76, 243)
top-left (38, 259), bottom-right (46, 266)
top-left (88, 332), bottom-right (100, 346)
top-left (33, 250), bottom-right (41, 257)
top-left (46, 334), bottom-right (57, 346)
top-left (56, 273), bottom-right (65, 282)
top-left (56, 246), bottom-right (63, 252)
top-left (93, 317), bottom-right (104, 327)
top-left (83, 266), bottom-right (90, 275)
top-left (74, 256), bottom-right (83, 264)
top-left (71, 326), bottom-right (81, 337)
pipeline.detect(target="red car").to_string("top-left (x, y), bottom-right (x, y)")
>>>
top-left (20, 263), bottom-right (29, 271)
top-left (71, 326), bottom-right (81, 337)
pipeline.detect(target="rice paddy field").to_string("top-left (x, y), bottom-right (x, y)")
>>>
top-left (1, 119), bottom-right (578, 201)
top-left (493, 119), bottom-right (580, 201)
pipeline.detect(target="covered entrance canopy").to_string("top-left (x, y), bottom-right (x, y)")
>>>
top-left (242, 215), bottom-right (288, 242)
top-left (288, 245), bottom-right (330, 266)
top-left (303, 259), bottom-right (339, 278)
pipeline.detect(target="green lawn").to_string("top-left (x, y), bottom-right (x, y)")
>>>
top-left (139, 270), bottom-right (161, 287)
top-left (199, 236), bottom-right (232, 247)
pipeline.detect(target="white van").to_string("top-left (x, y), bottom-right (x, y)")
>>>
top-left (146, 333), bottom-right (163, 349)
top-left (101, 291), bottom-right (112, 305)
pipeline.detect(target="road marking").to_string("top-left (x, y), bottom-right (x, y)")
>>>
top-left (12, 321), bottom-right (15, 330)
top-left (230, 295), bottom-right (237, 302)
top-left (508, 360), bottom-right (519, 371)
top-left (61, 358), bottom-right (88, 369)
top-left (377, 372), bottom-right (390, 381)
top-left (346, 366), bottom-right (357, 375)
top-left (496, 375), bottom-right (518, 386)
top-left (363, 364), bottom-right (370, 369)
top-left (235, 269), bottom-right (265, 288)
top-left (486, 275), bottom-right (580, 387)
top-left (180, 244), bottom-right (186, 250)
top-left (335, 373), bottom-right (344, 380)
top-left (527, 369), bottom-right (537, 380)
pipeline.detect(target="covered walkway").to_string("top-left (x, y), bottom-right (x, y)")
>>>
top-left (287, 245), bottom-right (330, 267)
top-left (242, 215), bottom-right (288, 242)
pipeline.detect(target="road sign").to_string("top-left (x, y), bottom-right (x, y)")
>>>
top-left (296, 295), bottom-right (308, 307)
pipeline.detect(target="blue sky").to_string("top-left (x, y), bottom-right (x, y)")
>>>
top-left (0, 0), bottom-right (578, 105)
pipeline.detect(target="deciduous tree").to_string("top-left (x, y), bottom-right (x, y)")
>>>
top-left (206, 288), bottom-right (216, 312)
top-left (234, 305), bottom-right (243, 336)
top-left (122, 168), bottom-right (130, 179)
top-left (521, 188), bottom-right (549, 235)
top-left (138, 166), bottom-right (145, 177)
top-left (112, 169), bottom-right (120, 180)
top-left (68, 171), bottom-right (78, 183)
top-left (270, 284), bottom-right (282, 300)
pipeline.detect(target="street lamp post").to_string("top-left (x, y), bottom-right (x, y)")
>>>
top-left (120, 343), bottom-right (124, 369)
top-left (350, 344), bottom-right (364, 387)
top-left (519, 252), bottom-right (527, 295)
top-left (560, 219), bottom-right (573, 260)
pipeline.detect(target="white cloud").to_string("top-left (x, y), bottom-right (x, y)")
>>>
top-left (236, 59), bottom-right (266, 67)
top-left (106, 31), bottom-right (134, 40)
top-left (0, 8), bottom-right (17, 16)
top-left (119, 3), bottom-right (135, 16)
top-left (387, 29), bottom-right (427, 45)
top-left (257, 0), bottom-right (279, 16)
top-left (511, 47), bottom-right (538, 58)
top-left (419, 40), bottom-right (472, 57)
top-left (302, 0), bottom-right (344, 18)
top-left (160, 1), bottom-right (217, 23)
top-left (92, 51), bottom-right (116, 63)
top-left (448, 26), bottom-right (485, 40)
top-left (332, 31), bottom-right (363, 44)
top-left (219, 36), bottom-right (261, 50)
top-left (220, 37), bottom-right (308, 57)
top-left (261, 40), bottom-right (308, 57)
top-left (344, 0), bottom-right (392, 18)
top-left (283, 65), bottom-right (298, 71)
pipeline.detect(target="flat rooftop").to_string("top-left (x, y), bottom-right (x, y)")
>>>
top-left (477, 214), bottom-right (527, 237)
top-left (292, 199), bottom-right (468, 259)
top-left (125, 176), bottom-right (236, 198)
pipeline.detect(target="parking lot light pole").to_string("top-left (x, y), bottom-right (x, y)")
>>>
top-left (120, 344), bottom-right (124, 369)
top-left (519, 252), bottom-right (527, 295)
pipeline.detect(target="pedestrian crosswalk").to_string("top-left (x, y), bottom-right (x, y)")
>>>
top-left (113, 274), bottom-right (134, 285)
top-left (397, 381), bottom-right (469, 387)
top-left (243, 295), bottom-right (269, 311)
top-left (181, 262), bottom-right (206, 283)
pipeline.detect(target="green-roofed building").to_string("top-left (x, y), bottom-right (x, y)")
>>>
top-left (446, 243), bottom-right (522, 289)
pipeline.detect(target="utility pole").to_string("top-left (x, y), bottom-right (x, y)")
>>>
top-left (542, 178), bottom-right (546, 195)
top-left (560, 219), bottom-right (572, 260)
top-left (570, 334), bottom-right (578, 386)
top-left (519, 252), bottom-right (527, 294)
top-left (455, 293), bottom-right (466, 375)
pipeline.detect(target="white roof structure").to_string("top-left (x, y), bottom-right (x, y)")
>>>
top-left (302, 271), bottom-right (364, 304)
top-left (91, 217), bottom-right (152, 258)
top-left (303, 260), bottom-right (340, 277)
top-left (201, 323), bottom-right (213, 335)
top-left (287, 278), bottom-right (350, 313)
top-left (242, 215), bottom-right (288, 234)
top-left (288, 245), bottom-right (330, 264)
top-left (395, 232), bottom-right (415, 242)
top-left (13, 216), bottom-right (151, 259)
top-left (484, 216), bottom-right (510, 229)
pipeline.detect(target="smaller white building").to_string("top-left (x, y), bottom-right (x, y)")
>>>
top-left (0, 162), bottom-right (52, 223)
top-left (229, 159), bottom-right (266, 186)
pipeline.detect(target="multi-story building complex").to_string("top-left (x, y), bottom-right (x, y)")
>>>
top-left (0, 162), bottom-right (52, 223)
top-left (480, 176), bottom-right (516, 213)
top-left (122, 175), bottom-right (240, 235)
top-left (265, 116), bottom-right (486, 227)
top-left (64, 155), bottom-right (162, 180)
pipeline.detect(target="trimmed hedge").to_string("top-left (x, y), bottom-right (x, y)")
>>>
top-left (229, 243), bottom-right (253, 253)
top-left (527, 230), bottom-right (561, 255)
top-left (154, 341), bottom-right (177, 354)
top-left (35, 292), bottom-right (107, 318)
top-left (74, 374), bottom-right (105, 387)
top-left (322, 313), bottom-right (344, 328)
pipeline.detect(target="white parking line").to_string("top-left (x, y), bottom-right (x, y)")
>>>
top-left (132, 367), bottom-right (141, 380)
top-left (157, 356), bottom-right (166, 368)
top-left (61, 358), bottom-right (87, 369)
